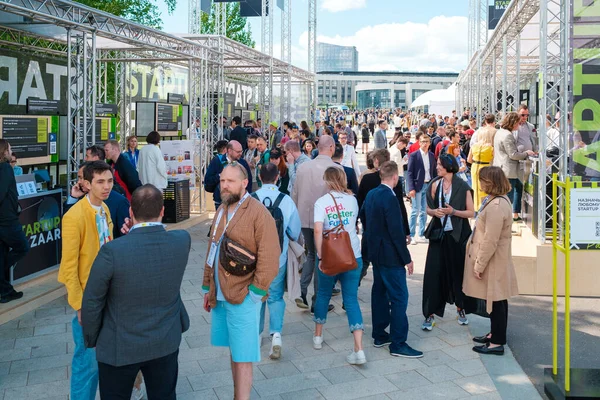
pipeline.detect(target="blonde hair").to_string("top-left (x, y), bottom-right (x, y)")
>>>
top-left (323, 167), bottom-right (351, 195)
top-left (477, 127), bottom-right (496, 146)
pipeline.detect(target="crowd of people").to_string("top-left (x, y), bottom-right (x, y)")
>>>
top-left (0, 104), bottom-right (536, 400)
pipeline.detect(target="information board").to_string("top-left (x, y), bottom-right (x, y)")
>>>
top-left (570, 188), bottom-right (600, 250)
top-left (2, 117), bottom-right (49, 159)
top-left (26, 99), bottom-right (60, 115)
top-left (160, 140), bottom-right (196, 188)
top-left (157, 104), bottom-right (179, 132)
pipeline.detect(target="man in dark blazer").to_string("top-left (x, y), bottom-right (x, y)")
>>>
top-left (360, 161), bottom-right (422, 359)
top-left (406, 135), bottom-right (437, 243)
top-left (104, 140), bottom-right (142, 201)
top-left (82, 185), bottom-right (190, 400)
top-left (357, 149), bottom-right (410, 282)
top-left (229, 116), bottom-right (249, 151)
top-left (332, 143), bottom-right (359, 195)
top-left (204, 140), bottom-right (253, 209)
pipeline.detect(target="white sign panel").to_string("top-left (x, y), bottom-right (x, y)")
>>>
top-left (570, 188), bottom-right (600, 249)
top-left (159, 140), bottom-right (196, 188)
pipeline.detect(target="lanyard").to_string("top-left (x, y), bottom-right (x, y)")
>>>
top-left (211, 193), bottom-right (250, 243)
top-left (130, 222), bottom-right (165, 232)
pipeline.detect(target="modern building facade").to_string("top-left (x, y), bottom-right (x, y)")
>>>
top-left (317, 71), bottom-right (458, 109)
top-left (316, 42), bottom-right (359, 73)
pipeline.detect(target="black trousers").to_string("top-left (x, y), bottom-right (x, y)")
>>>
top-left (98, 350), bottom-right (178, 400)
top-left (0, 223), bottom-right (30, 296)
top-left (490, 300), bottom-right (508, 345)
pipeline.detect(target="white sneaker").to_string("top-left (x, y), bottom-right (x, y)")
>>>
top-left (410, 237), bottom-right (418, 245)
top-left (346, 350), bottom-right (367, 365)
top-left (419, 237), bottom-right (429, 244)
top-left (313, 335), bottom-right (323, 350)
top-left (269, 333), bottom-right (282, 359)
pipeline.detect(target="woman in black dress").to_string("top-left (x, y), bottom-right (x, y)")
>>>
top-left (360, 123), bottom-right (370, 154)
top-left (421, 154), bottom-right (475, 331)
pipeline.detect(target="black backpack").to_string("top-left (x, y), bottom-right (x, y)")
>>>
top-left (251, 192), bottom-right (286, 250)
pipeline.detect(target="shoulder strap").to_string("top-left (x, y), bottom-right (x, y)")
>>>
top-left (329, 193), bottom-right (345, 228)
top-left (250, 192), bottom-right (259, 201)
top-left (273, 193), bottom-right (286, 209)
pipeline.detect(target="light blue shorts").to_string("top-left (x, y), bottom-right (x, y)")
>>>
top-left (211, 295), bottom-right (262, 362)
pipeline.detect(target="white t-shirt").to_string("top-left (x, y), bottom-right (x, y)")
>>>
top-left (314, 191), bottom-right (361, 259)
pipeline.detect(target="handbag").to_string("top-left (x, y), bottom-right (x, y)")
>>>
top-left (219, 236), bottom-right (257, 276)
top-left (320, 193), bottom-right (357, 276)
top-left (423, 181), bottom-right (449, 243)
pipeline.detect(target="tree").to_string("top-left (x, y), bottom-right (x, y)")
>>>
top-left (200, 3), bottom-right (256, 48)
top-left (76, 0), bottom-right (176, 29)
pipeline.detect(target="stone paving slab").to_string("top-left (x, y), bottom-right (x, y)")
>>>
top-left (0, 145), bottom-right (542, 399)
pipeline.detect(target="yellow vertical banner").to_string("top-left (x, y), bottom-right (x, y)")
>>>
top-left (101, 119), bottom-right (109, 141)
top-left (172, 105), bottom-right (177, 122)
top-left (37, 118), bottom-right (48, 143)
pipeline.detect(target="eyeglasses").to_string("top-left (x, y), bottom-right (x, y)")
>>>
top-left (10, 161), bottom-right (17, 164)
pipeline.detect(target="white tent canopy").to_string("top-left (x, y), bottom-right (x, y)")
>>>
top-left (411, 84), bottom-right (456, 116)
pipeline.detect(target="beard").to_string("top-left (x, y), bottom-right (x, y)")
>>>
top-left (221, 190), bottom-right (242, 206)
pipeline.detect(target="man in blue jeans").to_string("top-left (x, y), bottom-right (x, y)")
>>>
top-left (252, 164), bottom-right (301, 360)
top-left (361, 161), bottom-right (422, 358)
top-left (406, 135), bottom-right (437, 244)
top-left (58, 161), bottom-right (115, 399)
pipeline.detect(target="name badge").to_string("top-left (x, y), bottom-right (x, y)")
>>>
top-left (206, 242), bottom-right (218, 269)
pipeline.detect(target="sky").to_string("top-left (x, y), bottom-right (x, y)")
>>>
top-left (158, 0), bottom-right (470, 73)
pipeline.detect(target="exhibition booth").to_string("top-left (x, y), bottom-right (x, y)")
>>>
top-left (0, 0), bottom-right (314, 285)
top-left (457, 0), bottom-right (600, 397)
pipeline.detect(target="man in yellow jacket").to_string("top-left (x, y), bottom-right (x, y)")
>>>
top-left (58, 161), bottom-right (114, 400)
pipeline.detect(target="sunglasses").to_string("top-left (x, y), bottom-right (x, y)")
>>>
top-left (520, 114), bottom-right (529, 117)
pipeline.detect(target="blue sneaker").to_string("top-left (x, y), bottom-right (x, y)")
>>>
top-left (422, 315), bottom-right (435, 331)
top-left (390, 343), bottom-right (423, 359)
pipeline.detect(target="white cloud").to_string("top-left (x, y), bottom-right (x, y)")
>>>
top-left (320, 0), bottom-right (367, 13)
top-left (297, 15), bottom-right (468, 73)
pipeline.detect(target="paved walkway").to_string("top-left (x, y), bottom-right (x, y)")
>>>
top-left (0, 136), bottom-right (542, 400)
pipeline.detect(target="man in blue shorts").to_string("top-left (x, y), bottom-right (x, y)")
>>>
top-left (202, 163), bottom-right (280, 399)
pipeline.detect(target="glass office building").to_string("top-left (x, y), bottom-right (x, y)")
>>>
top-left (316, 42), bottom-right (359, 73)
top-left (317, 71), bottom-right (458, 109)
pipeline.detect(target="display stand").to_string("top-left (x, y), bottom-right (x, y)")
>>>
top-left (12, 189), bottom-right (63, 283)
top-left (163, 179), bottom-right (190, 223)
top-left (545, 175), bottom-right (600, 400)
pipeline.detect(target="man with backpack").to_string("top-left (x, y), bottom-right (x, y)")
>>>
top-left (252, 163), bottom-right (301, 360)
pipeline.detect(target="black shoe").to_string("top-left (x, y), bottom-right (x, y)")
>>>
top-left (472, 344), bottom-right (504, 356)
top-left (373, 337), bottom-right (392, 348)
top-left (390, 343), bottom-right (423, 358)
top-left (310, 304), bottom-right (335, 315)
top-left (472, 333), bottom-right (492, 344)
top-left (0, 290), bottom-right (23, 304)
top-left (332, 287), bottom-right (341, 296)
top-left (295, 295), bottom-right (309, 309)
top-left (342, 303), bottom-right (346, 311)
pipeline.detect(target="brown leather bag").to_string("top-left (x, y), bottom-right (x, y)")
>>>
top-left (320, 193), bottom-right (358, 276)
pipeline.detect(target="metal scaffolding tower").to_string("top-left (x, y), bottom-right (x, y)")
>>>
top-left (308, 0), bottom-right (317, 112)
top-left (280, 0), bottom-right (292, 126)
top-left (66, 29), bottom-right (96, 186)
top-left (261, 0), bottom-right (274, 124)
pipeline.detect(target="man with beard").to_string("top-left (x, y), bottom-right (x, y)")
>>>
top-left (202, 163), bottom-right (280, 400)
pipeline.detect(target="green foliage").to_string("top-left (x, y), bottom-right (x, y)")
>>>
top-left (75, 0), bottom-right (177, 29)
top-left (200, 3), bottom-right (256, 48)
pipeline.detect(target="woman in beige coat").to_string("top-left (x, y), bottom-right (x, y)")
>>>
top-left (463, 166), bottom-right (519, 356)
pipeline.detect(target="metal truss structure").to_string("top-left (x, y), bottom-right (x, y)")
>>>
top-left (280, 0), bottom-right (292, 127)
top-left (308, 0), bottom-right (317, 112)
top-left (0, 0), bottom-right (313, 212)
top-left (457, 0), bottom-right (570, 242)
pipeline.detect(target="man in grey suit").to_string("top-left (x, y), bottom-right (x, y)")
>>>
top-left (82, 184), bottom-right (190, 400)
top-left (374, 120), bottom-right (388, 149)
